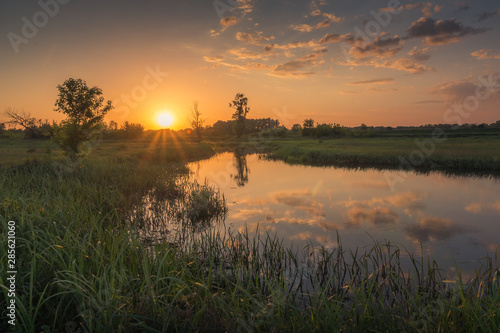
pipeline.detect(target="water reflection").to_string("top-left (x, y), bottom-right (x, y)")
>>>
top-left (404, 217), bottom-right (466, 243)
top-left (190, 153), bottom-right (500, 275)
top-left (233, 150), bottom-right (249, 187)
top-left (347, 207), bottom-right (399, 227)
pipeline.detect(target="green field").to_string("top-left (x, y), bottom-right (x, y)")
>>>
top-left (1, 135), bottom-right (500, 332)
top-left (0, 137), bottom-right (217, 166)
top-left (260, 136), bottom-right (500, 175)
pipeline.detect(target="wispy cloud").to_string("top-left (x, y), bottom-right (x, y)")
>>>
top-left (236, 31), bottom-right (275, 45)
top-left (380, 2), bottom-right (443, 17)
top-left (309, 0), bottom-right (343, 22)
top-left (430, 77), bottom-right (478, 102)
top-left (415, 100), bottom-right (444, 104)
top-left (264, 39), bottom-right (321, 53)
top-left (476, 8), bottom-right (500, 22)
top-left (269, 49), bottom-right (328, 78)
top-left (211, 16), bottom-right (239, 36)
top-left (471, 49), bottom-right (500, 60)
top-left (348, 36), bottom-right (403, 59)
top-left (270, 60), bottom-right (317, 78)
top-left (228, 47), bottom-right (268, 60)
top-left (407, 17), bottom-right (489, 45)
top-left (341, 44), bottom-right (434, 74)
top-left (348, 78), bottom-right (394, 85)
top-left (211, 0), bottom-right (256, 36)
top-left (290, 0), bottom-right (342, 33)
top-left (290, 18), bottom-right (335, 32)
top-left (203, 55), bottom-right (224, 62)
top-left (429, 73), bottom-right (500, 103)
top-left (318, 33), bottom-right (362, 45)
top-left (289, 24), bottom-right (315, 33)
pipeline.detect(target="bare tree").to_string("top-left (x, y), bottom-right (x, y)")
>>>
top-left (4, 107), bottom-right (40, 138)
top-left (189, 101), bottom-right (206, 140)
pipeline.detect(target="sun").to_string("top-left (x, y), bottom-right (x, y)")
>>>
top-left (157, 112), bottom-right (174, 128)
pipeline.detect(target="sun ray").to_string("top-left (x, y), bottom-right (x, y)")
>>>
top-left (166, 128), bottom-right (187, 162)
top-left (144, 128), bottom-right (164, 162)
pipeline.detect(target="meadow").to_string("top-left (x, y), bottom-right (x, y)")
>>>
top-left (260, 135), bottom-right (500, 176)
top-left (1, 134), bottom-right (499, 332)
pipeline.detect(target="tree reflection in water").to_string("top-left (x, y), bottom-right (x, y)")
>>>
top-left (233, 149), bottom-right (249, 187)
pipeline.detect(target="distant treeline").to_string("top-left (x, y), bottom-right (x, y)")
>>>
top-left (287, 119), bottom-right (500, 139)
top-left (0, 119), bottom-right (147, 140)
top-left (1, 116), bottom-right (500, 140)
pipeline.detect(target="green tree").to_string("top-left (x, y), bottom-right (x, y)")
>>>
top-left (301, 118), bottom-right (315, 136)
top-left (52, 78), bottom-right (113, 157)
top-left (229, 93), bottom-right (250, 138)
top-left (303, 119), bottom-right (315, 128)
top-left (189, 101), bottom-right (206, 141)
top-left (121, 121), bottom-right (145, 139)
top-left (109, 120), bottom-right (118, 130)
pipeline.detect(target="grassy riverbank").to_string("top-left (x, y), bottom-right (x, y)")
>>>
top-left (3, 133), bottom-right (500, 174)
top-left (261, 136), bottom-right (500, 175)
top-left (1, 137), bottom-right (499, 331)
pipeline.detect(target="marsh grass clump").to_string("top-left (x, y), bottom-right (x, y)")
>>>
top-left (129, 176), bottom-right (228, 243)
top-left (180, 182), bottom-right (228, 229)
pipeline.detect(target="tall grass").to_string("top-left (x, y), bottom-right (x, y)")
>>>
top-left (1, 151), bottom-right (499, 332)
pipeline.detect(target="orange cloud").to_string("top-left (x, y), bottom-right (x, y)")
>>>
top-left (380, 2), bottom-right (443, 16)
top-left (348, 78), bottom-right (394, 85)
top-left (220, 16), bottom-right (238, 27)
top-left (289, 24), bottom-right (314, 32)
top-left (471, 49), bottom-right (500, 60)
top-left (341, 44), bottom-right (434, 74)
top-left (236, 31), bottom-right (275, 45)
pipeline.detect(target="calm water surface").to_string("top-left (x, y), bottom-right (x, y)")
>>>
top-left (188, 152), bottom-right (500, 274)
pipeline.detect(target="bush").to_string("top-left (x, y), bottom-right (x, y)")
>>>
top-left (23, 120), bottom-right (56, 139)
top-left (121, 121), bottom-right (144, 139)
top-left (301, 123), bottom-right (345, 138)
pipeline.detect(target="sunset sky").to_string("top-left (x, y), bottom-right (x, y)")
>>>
top-left (1, 0), bottom-right (499, 129)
